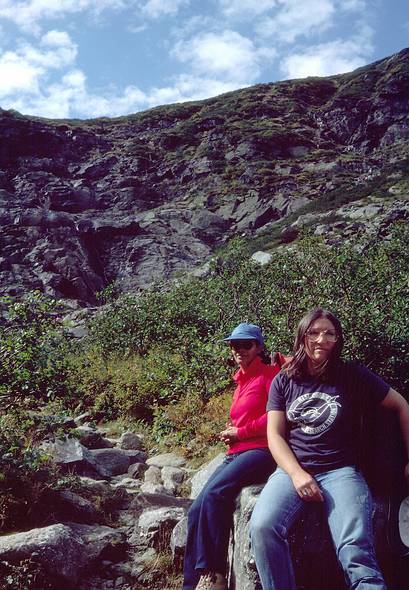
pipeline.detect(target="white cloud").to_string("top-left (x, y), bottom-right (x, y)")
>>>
top-left (23, 30), bottom-right (77, 68)
top-left (0, 29), bottom-right (77, 97)
top-left (172, 29), bottom-right (276, 84)
top-left (218, 0), bottom-right (277, 18)
top-left (0, 0), bottom-right (377, 119)
top-left (256, 0), bottom-right (335, 43)
top-left (340, 0), bottom-right (367, 11)
top-left (0, 51), bottom-right (42, 95)
top-left (127, 23), bottom-right (148, 33)
top-left (0, 0), bottom-right (190, 37)
top-left (0, 16), bottom-right (258, 119)
top-left (168, 14), bottom-right (214, 40)
top-left (0, 24), bottom-right (242, 119)
top-left (45, 71), bottom-right (148, 118)
top-left (0, 64), bottom-right (147, 118)
top-left (1, 65), bottom-right (240, 119)
top-left (146, 74), bottom-right (239, 104)
top-left (280, 32), bottom-right (373, 78)
top-left (0, 0), bottom-right (132, 35)
top-left (140, 0), bottom-right (189, 18)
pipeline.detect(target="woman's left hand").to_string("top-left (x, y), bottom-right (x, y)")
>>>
top-left (220, 426), bottom-right (239, 445)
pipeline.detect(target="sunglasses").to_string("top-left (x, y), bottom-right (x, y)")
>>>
top-left (229, 339), bottom-right (257, 350)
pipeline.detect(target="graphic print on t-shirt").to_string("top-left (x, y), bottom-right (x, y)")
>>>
top-left (287, 392), bottom-right (341, 435)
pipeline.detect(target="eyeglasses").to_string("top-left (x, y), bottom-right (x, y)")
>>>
top-left (229, 340), bottom-right (257, 350)
top-left (306, 330), bottom-right (338, 342)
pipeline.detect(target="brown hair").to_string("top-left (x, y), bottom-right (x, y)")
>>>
top-left (283, 308), bottom-right (344, 381)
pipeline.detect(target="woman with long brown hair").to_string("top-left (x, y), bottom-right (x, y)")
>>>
top-left (250, 308), bottom-right (409, 590)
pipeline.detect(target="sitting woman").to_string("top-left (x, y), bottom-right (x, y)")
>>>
top-left (183, 322), bottom-right (286, 590)
top-left (250, 307), bottom-right (409, 590)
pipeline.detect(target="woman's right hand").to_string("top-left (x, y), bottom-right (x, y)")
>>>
top-left (219, 423), bottom-right (238, 446)
top-left (291, 469), bottom-right (324, 502)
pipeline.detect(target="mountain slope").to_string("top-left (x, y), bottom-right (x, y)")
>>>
top-left (0, 48), bottom-right (408, 305)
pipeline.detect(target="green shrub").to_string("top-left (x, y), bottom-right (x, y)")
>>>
top-left (60, 222), bottom-right (406, 455)
top-left (0, 292), bottom-right (73, 411)
top-left (1, 225), bottom-right (408, 455)
top-left (0, 558), bottom-right (54, 590)
top-left (0, 410), bottom-right (65, 532)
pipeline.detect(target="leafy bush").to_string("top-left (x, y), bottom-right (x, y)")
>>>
top-left (0, 410), bottom-right (65, 532)
top-left (0, 292), bottom-right (73, 411)
top-left (0, 558), bottom-right (54, 590)
top-left (1, 225), bottom-right (408, 453)
top-left (73, 223), bottom-right (409, 449)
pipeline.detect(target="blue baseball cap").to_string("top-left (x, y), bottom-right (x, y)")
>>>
top-left (223, 323), bottom-right (264, 346)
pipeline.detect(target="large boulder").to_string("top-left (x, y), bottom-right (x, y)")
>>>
top-left (228, 486), bottom-right (409, 590)
top-left (146, 452), bottom-right (186, 469)
top-left (0, 523), bottom-right (126, 586)
top-left (87, 448), bottom-right (133, 477)
top-left (189, 453), bottom-right (225, 499)
top-left (40, 437), bottom-right (101, 478)
top-left (178, 453), bottom-right (409, 589)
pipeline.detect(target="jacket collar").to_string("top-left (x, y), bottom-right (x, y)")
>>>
top-left (234, 355), bottom-right (264, 383)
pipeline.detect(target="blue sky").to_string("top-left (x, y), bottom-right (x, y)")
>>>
top-left (0, 0), bottom-right (408, 119)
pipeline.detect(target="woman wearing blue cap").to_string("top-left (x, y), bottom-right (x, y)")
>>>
top-left (183, 322), bottom-right (286, 590)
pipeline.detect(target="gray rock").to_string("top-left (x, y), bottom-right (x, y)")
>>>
top-left (118, 432), bottom-right (144, 450)
top-left (189, 453), bottom-right (225, 499)
top-left (88, 448), bottom-right (131, 477)
top-left (170, 515), bottom-right (188, 564)
top-left (190, 261), bottom-right (212, 279)
top-left (138, 506), bottom-right (186, 546)
top-left (0, 523), bottom-right (124, 585)
top-left (146, 452), bottom-right (186, 469)
top-left (68, 523), bottom-right (127, 562)
top-left (52, 490), bottom-right (102, 524)
top-left (229, 485), bottom-right (262, 590)
top-left (399, 496), bottom-right (409, 548)
top-left (131, 547), bottom-right (157, 575)
top-left (314, 224), bottom-right (329, 236)
top-left (140, 482), bottom-right (168, 495)
top-left (0, 524), bottom-right (87, 584)
top-left (161, 466), bottom-right (185, 495)
top-left (66, 325), bottom-right (89, 338)
top-left (129, 492), bottom-right (192, 513)
top-left (122, 449), bottom-right (148, 464)
top-left (110, 476), bottom-right (142, 491)
top-left (75, 426), bottom-right (115, 450)
top-left (227, 486), bottom-right (405, 590)
top-left (74, 412), bottom-right (91, 426)
top-left (250, 251), bottom-right (273, 266)
top-left (144, 465), bottom-right (162, 484)
top-left (41, 437), bottom-right (85, 464)
top-left (128, 462), bottom-right (148, 479)
top-left (347, 204), bottom-right (383, 220)
top-left (288, 145), bottom-right (309, 157)
top-left (77, 477), bottom-right (113, 494)
top-left (40, 437), bottom-right (101, 477)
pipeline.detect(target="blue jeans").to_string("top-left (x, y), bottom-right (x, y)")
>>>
top-left (183, 448), bottom-right (275, 590)
top-left (250, 466), bottom-right (387, 590)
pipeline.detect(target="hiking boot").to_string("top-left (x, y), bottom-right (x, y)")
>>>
top-left (195, 571), bottom-right (227, 590)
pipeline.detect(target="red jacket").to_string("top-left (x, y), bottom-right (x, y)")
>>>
top-left (227, 353), bottom-right (287, 455)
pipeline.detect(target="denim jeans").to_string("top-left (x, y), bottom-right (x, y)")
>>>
top-left (250, 466), bottom-right (387, 590)
top-left (183, 448), bottom-right (275, 590)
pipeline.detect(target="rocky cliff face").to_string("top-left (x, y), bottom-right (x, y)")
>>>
top-left (1, 48), bottom-right (409, 306)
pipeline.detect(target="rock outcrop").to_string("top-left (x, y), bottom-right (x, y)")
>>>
top-left (1, 422), bottom-right (408, 589)
top-left (0, 424), bottom-right (193, 589)
top-left (1, 48), bottom-right (409, 305)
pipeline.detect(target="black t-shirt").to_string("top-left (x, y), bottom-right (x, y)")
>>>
top-left (267, 362), bottom-right (390, 474)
